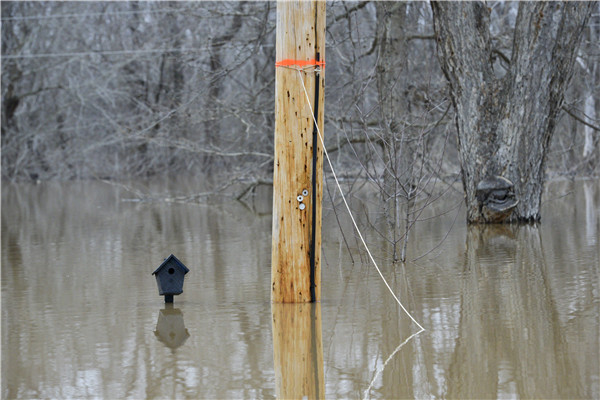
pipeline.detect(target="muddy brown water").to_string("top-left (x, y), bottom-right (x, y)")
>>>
top-left (2, 178), bottom-right (598, 399)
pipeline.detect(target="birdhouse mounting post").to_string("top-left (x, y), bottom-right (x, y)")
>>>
top-left (271, 0), bottom-right (326, 303)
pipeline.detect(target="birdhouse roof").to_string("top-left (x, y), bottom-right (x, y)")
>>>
top-left (152, 254), bottom-right (190, 275)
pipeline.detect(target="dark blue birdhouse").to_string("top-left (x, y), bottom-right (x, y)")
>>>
top-left (152, 254), bottom-right (189, 303)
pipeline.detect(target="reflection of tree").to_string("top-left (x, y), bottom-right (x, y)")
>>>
top-left (378, 267), bottom-right (425, 399)
top-left (447, 225), bottom-right (582, 399)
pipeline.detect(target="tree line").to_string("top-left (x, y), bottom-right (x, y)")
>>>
top-left (2, 1), bottom-right (598, 231)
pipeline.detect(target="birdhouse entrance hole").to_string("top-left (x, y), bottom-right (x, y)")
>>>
top-left (168, 268), bottom-right (175, 274)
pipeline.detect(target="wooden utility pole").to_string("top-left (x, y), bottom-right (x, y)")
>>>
top-left (271, 0), bottom-right (326, 303)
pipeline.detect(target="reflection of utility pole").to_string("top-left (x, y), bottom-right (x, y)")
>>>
top-left (272, 303), bottom-right (324, 399)
top-left (271, 0), bottom-right (326, 303)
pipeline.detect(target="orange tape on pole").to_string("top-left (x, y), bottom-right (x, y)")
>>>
top-left (275, 59), bottom-right (325, 68)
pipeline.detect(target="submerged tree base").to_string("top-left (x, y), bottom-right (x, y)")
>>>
top-left (432, 2), bottom-right (592, 224)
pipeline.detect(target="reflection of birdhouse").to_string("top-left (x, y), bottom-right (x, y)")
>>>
top-left (154, 305), bottom-right (190, 349)
top-left (152, 254), bottom-right (189, 303)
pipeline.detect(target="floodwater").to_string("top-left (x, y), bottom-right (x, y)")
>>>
top-left (1, 178), bottom-right (598, 399)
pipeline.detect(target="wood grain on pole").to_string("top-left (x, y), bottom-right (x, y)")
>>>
top-left (271, 0), bottom-right (325, 303)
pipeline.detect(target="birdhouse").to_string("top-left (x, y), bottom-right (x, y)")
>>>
top-left (152, 254), bottom-right (189, 303)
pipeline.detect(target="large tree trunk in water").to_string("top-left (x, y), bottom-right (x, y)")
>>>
top-left (431, 2), bottom-right (591, 223)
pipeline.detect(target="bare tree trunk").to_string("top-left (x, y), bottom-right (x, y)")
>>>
top-left (583, 72), bottom-right (596, 160)
top-left (431, 2), bottom-right (591, 223)
top-left (582, 4), bottom-right (599, 170)
top-left (375, 1), bottom-right (414, 261)
top-left (203, 2), bottom-right (246, 172)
